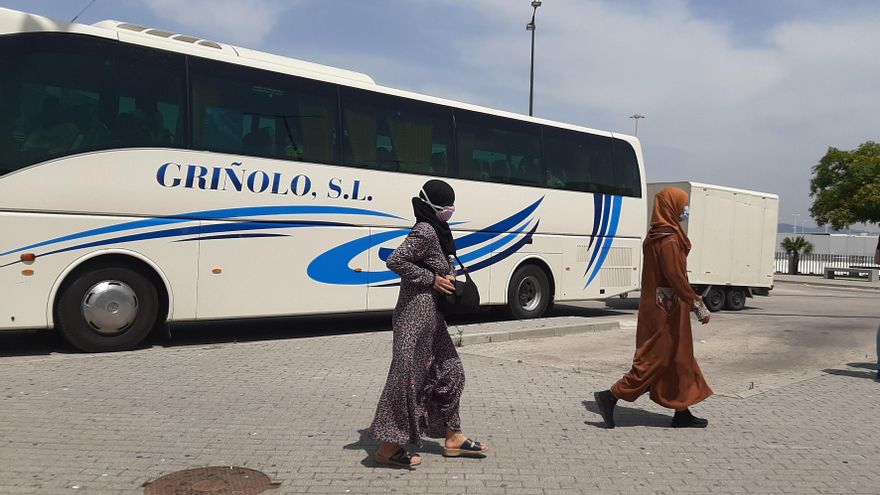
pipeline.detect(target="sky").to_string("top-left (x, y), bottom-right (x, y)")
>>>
top-left (4, 0), bottom-right (880, 230)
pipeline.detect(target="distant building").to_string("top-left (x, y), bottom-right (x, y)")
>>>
top-left (776, 233), bottom-right (878, 256)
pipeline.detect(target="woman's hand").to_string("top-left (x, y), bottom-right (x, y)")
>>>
top-left (433, 274), bottom-right (455, 295)
top-left (694, 300), bottom-right (711, 325)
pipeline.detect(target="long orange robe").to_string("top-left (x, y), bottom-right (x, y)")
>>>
top-left (611, 197), bottom-right (712, 410)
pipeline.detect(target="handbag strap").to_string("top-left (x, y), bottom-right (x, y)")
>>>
top-left (451, 254), bottom-right (473, 282)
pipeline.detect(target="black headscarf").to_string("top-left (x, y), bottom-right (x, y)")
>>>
top-left (412, 179), bottom-right (456, 256)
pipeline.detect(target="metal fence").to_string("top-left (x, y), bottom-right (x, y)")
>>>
top-left (774, 252), bottom-right (877, 275)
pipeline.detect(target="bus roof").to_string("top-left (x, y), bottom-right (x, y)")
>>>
top-left (0, 6), bottom-right (634, 143)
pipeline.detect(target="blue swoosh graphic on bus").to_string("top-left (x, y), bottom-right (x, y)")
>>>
top-left (371, 221), bottom-right (541, 288)
top-left (587, 194), bottom-right (603, 251)
top-left (587, 195), bottom-right (623, 286)
top-left (584, 195), bottom-right (623, 287)
top-left (0, 205), bottom-right (403, 257)
top-left (307, 200), bottom-right (542, 286)
top-left (174, 233), bottom-right (290, 243)
top-left (3, 221), bottom-right (352, 267)
top-left (307, 228), bottom-right (411, 285)
top-left (585, 194), bottom-right (613, 276)
top-left (453, 197), bottom-right (542, 250)
top-left (375, 198), bottom-right (543, 262)
top-left (466, 221), bottom-right (540, 273)
top-left (308, 219), bottom-right (531, 286)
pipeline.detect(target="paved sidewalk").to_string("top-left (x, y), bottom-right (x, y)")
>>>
top-left (1, 328), bottom-right (878, 494)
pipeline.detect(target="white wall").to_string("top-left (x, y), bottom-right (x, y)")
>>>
top-left (776, 233), bottom-right (879, 256)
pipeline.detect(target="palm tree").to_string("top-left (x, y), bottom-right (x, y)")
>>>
top-left (781, 236), bottom-right (814, 274)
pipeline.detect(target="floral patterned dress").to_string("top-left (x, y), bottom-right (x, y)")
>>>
top-left (369, 222), bottom-right (464, 445)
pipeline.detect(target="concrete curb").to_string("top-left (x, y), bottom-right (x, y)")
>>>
top-left (448, 317), bottom-right (621, 347)
top-left (774, 276), bottom-right (880, 290)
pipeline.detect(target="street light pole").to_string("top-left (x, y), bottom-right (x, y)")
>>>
top-left (629, 114), bottom-right (645, 136)
top-left (527, 1), bottom-right (541, 116)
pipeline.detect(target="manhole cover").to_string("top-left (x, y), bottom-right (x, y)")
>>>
top-left (143, 466), bottom-right (280, 495)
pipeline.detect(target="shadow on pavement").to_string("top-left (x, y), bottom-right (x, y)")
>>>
top-left (581, 400), bottom-right (672, 428)
top-left (602, 296), bottom-right (640, 311)
top-left (822, 368), bottom-right (878, 380)
top-left (847, 362), bottom-right (878, 370)
top-left (0, 329), bottom-right (70, 358)
top-left (0, 302), bottom-right (631, 358)
top-left (344, 428), bottom-right (444, 469)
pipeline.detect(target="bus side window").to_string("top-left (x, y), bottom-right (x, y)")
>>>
top-left (341, 87), bottom-right (453, 176)
top-left (114, 43), bottom-right (185, 149)
top-left (190, 56), bottom-right (339, 164)
top-left (543, 127), bottom-right (616, 194)
top-left (455, 109), bottom-right (539, 187)
top-left (612, 138), bottom-right (641, 197)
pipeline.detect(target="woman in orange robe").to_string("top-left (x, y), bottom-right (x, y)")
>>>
top-left (594, 187), bottom-right (713, 428)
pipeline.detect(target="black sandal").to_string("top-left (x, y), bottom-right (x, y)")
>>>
top-left (374, 447), bottom-right (421, 469)
top-left (443, 438), bottom-right (489, 457)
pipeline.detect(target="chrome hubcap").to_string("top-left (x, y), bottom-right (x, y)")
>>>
top-left (517, 275), bottom-right (542, 312)
top-left (81, 280), bottom-right (138, 335)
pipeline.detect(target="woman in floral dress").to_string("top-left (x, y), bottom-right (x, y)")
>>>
top-left (369, 179), bottom-right (489, 468)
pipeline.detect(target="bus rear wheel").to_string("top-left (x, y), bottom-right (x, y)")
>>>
top-left (507, 265), bottom-right (550, 319)
top-left (56, 266), bottom-right (159, 352)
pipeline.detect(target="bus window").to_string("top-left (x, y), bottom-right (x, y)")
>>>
top-left (112, 43), bottom-right (185, 148)
top-left (454, 110), bottom-right (541, 186)
top-left (0, 34), bottom-right (112, 173)
top-left (190, 58), bottom-right (339, 164)
top-left (0, 33), bottom-right (187, 175)
top-left (340, 87), bottom-right (454, 176)
top-left (612, 138), bottom-right (642, 197)
top-left (543, 127), bottom-right (614, 194)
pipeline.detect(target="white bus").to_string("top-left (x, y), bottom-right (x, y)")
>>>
top-left (0, 7), bottom-right (645, 352)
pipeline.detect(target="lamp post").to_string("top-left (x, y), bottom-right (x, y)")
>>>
top-left (629, 114), bottom-right (645, 136)
top-left (527, 0), bottom-right (542, 116)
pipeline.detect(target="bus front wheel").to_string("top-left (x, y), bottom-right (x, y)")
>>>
top-left (56, 266), bottom-right (159, 352)
top-left (507, 265), bottom-right (550, 319)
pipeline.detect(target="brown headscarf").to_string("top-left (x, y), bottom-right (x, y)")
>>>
top-left (646, 187), bottom-right (691, 253)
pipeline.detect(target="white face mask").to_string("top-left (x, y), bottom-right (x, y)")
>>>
top-left (420, 188), bottom-right (455, 222)
top-left (680, 205), bottom-right (690, 222)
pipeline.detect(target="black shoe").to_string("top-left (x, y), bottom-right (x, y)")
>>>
top-left (593, 390), bottom-right (617, 429)
top-left (671, 409), bottom-right (708, 428)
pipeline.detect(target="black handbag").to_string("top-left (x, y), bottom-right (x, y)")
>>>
top-left (440, 255), bottom-right (481, 315)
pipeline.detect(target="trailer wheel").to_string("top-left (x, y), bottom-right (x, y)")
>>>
top-left (703, 286), bottom-right (725, 312)
top-left (724, 288), bottom-right (746, 311)
top-left (507, 265), bottom-right (550, 319)
top-left (56, 266), bottom-right (159, 352)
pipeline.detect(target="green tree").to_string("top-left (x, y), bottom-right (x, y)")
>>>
top-left (809, 141), bottom-right (880, 229)
top-left (781, 236), bottom-right (814, 275)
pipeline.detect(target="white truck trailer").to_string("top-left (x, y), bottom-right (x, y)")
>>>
top-left (646, 182), bottom-right (779, 311)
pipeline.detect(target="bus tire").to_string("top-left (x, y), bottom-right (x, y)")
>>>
top-left (703, 286), bottom-right (725, 312)
top-left (724, 288), bottom-right (746, 311)
top-left (56, 266), bottom-right (159, 352)
top-left (507, 264), bottom-right (550, 319)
